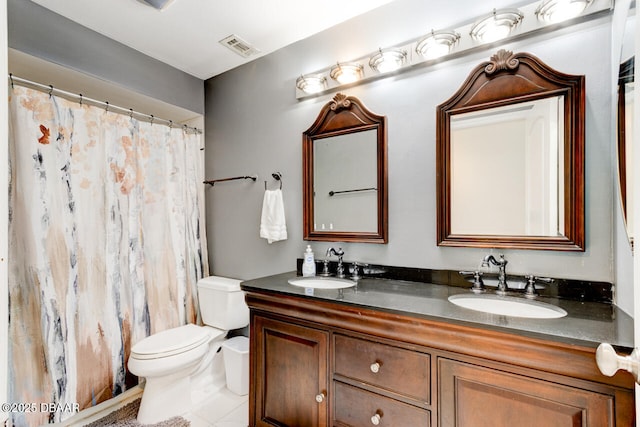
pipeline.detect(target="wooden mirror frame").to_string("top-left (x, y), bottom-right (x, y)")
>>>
top-left (617, 56), bottom-right (634, 250)
top-left (436, 50), bottom-right (585, 251)
top-left (303, 93), bottom-right (388, 243)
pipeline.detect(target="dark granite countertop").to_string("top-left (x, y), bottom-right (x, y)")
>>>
top-left (241, 271), bottom-right (634, 351)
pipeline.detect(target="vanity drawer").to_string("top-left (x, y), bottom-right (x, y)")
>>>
top-left (334, 334), bottom-right (430, 403)
top-left (334, 381), bottom-right (430, 427)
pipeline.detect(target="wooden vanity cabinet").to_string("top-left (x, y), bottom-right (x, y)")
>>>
top-left (439, 358), bottom-right (619, 426)
top-left (251, 315), bottom-right (329, 427)
top-left (246, 291), bottom-right (635, 427)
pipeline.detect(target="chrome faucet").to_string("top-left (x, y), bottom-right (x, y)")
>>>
top-left (326, 247), bottom-right (345, 278)
top-left (482, 254), bottom-right (508, 295)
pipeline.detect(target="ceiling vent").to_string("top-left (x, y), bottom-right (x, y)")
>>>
top-left (138, 0), bottom-right (176, 10)
top-left (219, 34), bottom-right (261, 58)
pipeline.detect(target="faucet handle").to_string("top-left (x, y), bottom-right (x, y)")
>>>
top-left (523, 275), bottom-right (553, 298)
top-left (459, 270), bottom-right (478, 275)
top-left (318, 259), bottom-right (331, 277)
top-left (350, 262), bottom-right (369, 280)
top-left (460, 270), bottom-right (485, 293)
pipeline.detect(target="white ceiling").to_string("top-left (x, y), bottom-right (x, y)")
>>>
top-left (29, 0), bottom-right (395, 80)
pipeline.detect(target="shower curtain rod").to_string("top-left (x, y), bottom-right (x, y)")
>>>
top-left (8, 74), bottom-right (202, 134)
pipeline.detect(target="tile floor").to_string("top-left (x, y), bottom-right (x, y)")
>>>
top-left (57, 385), bottom-right (248, 426)
top-left (184, 388), bottom-right (248, 427)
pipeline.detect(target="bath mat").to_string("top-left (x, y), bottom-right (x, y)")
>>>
top-left (83, 398), bottom-right (190, 427)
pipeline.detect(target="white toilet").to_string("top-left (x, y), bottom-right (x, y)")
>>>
top-left (128, 276), bottom-right (249, 424)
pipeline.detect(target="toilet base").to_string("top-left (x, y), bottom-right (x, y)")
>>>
top-left (133, 338), bottom-right (228, 423)
top-left (191, 349), bottom-right (226, 405)
top-left (137, 370), bottom-right (191, 424)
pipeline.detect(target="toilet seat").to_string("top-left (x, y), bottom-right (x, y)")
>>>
top-left (131, 324), bottom-right (224, 360)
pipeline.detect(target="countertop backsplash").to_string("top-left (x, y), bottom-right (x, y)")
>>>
top-left (295, 259), bottom-right (613, 304)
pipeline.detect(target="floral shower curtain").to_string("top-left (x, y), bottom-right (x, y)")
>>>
top-left (7, 85), bottom-right (209, 426)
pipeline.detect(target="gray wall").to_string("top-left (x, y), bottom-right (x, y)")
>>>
top-left (205, 1), bottom-right (625, 306)
top-left (8, 0), bottom-right (204, 115)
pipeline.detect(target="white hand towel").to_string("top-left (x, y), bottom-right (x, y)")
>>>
top-left (260, 189), bottom-right (287, 244)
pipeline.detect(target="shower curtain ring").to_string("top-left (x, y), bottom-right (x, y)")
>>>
top-left (105, 101), bottom-right (109, 112)
top-left (9, 73), bottom-right (13, 89)
top-left (48, 85), bottom-right (53, 98)
top-left (150, 115), bottom-right (154, 125)
top-left (169, 120), bottom-right (173, 128)
top-left (129, 109), bottom-right (134, 119)
top-left (79, 94), bottom-right (83, 105)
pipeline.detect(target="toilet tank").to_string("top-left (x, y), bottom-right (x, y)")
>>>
top-left (197, 276), bottom-right (249, 330)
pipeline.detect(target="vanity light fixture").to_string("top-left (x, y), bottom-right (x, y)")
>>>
top-left (294, 0), bottom-right (612, 99)
top-left (296, 74), bottom-right (327, 94)
top-left (369, 48), bottom-right (408, 73)
top-left (329, 62), bottom-right (364, 84)
top-left (535, 0), bottom-right (593, 23)
top-left (416, 30), bottom-right (461, 60)
top-left (470, 8), bottom-right (524, 43)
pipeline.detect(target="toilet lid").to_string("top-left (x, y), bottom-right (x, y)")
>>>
top-left (131, 324), bottom-right (221, 360)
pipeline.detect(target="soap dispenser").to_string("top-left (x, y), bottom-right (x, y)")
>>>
top-left (302, 245), bottom-right (316, 277)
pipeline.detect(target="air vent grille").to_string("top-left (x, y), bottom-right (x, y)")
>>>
top-left (219, 34), bottom-right (260, 58)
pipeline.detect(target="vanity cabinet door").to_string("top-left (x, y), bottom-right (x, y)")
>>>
top-left (252, 315), bottom-right (329, 427)
top-left (439, 358), bottom-right (614, 427)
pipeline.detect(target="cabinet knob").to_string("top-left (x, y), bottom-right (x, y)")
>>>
top-left (370, 362), bottom-right (381, 373)
top-left (596, 343), bottom-right (640, 383)
top-left (315, 392), bottom-right (326, 403)
top-left (370, 412), bottom-right (382, 425)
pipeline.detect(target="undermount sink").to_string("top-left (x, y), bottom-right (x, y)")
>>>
top-left (448, 293), bottom-right (567, 319)
top-left (288, 277), bottom-right (357, 290)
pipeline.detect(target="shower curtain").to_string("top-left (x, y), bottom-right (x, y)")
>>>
top-left (7, 85), bottom-right (209, 426)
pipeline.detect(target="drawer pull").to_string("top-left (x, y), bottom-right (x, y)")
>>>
top-left (370, 362), bottom-right (381, 373)
top-left (371, 412), bottom-right (382, 425)
top-left (315, 392), bottom-right (326, 403)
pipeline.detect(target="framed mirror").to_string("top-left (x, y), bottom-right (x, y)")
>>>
top-left (617, 2), bottom-right (635, 249)
top-left (303, 93), bottom-right (388, 243)
top-left (436, 50), bottom-right (585, 251)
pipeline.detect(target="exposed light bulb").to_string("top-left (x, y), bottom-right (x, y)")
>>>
top-left (329, 63), bottom-right (364, 84)
top-left (369, 49), bottom-right (407, 73)
top-left (536, 0), bottom-right (593, 23)
top-left (416, 31), bottom-right (460, 60)
top-left (470, 9), bottom-right (524, 43)
top-left (296, 75), bottom-right (326, 94)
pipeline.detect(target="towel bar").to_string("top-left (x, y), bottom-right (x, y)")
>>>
top-left (203, 175), bottom-right (257, 186)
